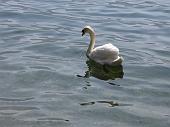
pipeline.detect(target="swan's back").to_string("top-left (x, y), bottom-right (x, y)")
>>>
top-left (89, 43), bottom-right (120, 65)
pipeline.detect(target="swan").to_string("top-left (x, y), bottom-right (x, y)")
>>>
top-left (82, 26), bottom-right (123, 65)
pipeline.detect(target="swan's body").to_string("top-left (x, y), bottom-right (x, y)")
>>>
top-left (82, 26), bottom-right (123, 65)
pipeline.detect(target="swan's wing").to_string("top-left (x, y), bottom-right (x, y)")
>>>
top-left (89, 43), bottom-right (119, 64)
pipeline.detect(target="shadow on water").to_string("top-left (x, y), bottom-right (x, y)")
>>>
top-left (78, 60), bottom-right (129, 107)
top-left (80, 100), bottom-right (119, 107)
top-left (77, 59), bottom-right (124, 81)
top-left (80, 100), bottom-right (133, 107)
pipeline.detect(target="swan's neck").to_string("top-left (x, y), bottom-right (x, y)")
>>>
top-left (86, 32), bottom-right (95, 57)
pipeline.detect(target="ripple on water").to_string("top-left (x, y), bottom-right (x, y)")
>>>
top-left (0, 0), bottom-right (170, 127)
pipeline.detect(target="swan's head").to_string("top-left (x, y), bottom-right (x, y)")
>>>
top-left (82, 26), bottom-right (95, 36)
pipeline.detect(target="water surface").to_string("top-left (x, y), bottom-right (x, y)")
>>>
top-left (0, 0), bottom-right (170, 127)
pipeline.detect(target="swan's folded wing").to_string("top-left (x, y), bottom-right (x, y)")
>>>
top-left (89, 43), bottom-right (119, 64)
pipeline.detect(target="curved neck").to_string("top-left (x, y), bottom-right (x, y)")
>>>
top-left (86, 32), bottom-right (95, 57)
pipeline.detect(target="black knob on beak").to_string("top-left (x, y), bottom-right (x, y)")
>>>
top-left (82, 30), bottom-right (85, 36)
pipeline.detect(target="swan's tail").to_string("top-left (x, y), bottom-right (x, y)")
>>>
top-left (112, 56), bottom-right (123, 66)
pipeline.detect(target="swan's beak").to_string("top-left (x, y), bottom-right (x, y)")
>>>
top-left (82, 30), bottom-right (85, 36)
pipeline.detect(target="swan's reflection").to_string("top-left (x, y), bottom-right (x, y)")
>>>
top-left (84, 60), bottom-right (124, 80)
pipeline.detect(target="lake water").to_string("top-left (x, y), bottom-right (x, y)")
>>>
top-left (0, 0), bottom-right (170, 126)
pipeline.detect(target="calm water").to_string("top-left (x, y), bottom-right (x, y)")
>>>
top-left (0, 0), bottom-right (170, 126)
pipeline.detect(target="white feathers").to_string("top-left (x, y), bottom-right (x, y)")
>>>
top-left (82, 26), bottom-right (123, 65)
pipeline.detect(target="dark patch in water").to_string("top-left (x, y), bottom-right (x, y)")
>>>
top-left (80, 101), bottom-right (119, 107)
top-left (76, 74), bottom-right (84, 78)
top-left (108, 82), bottom-right (120, 86)
top-left (38, 117), bottom-right (69, 122)
top-left (80, 102), bottom-right (95, 106)
top-left (80, 100), bottom-right (133, 107)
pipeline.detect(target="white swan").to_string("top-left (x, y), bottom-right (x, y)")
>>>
top-left (82, 26), bottom-right (123, 65)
